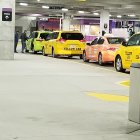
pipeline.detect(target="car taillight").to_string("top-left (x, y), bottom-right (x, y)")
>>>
top-left (57, 38), bottom-right (66, 43)
top-left (107, 47), bottom-right (116, 51)
top-left (80, 39), bottom-right (86, 43)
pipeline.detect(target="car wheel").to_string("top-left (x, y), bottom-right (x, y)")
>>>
top-left (33, 49), bottom-right (37, 54)
top-left (83, 51), bottom-right (89, 62)
top-left (115, 56), bottom-right (126, 72)
top-left (68, 56), bottom-right (72, 59)
top-left (52, 48), bottom-right (57, 58)
top-left (80, 54), bottom-right (83, 59)
top-left (42, 47), bottom-right (47, 56)
top-left (25, 48), bottom-right (29, 53)
top-left (98, 53), bottom-right (104, 65)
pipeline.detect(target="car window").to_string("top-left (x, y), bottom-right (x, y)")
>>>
top-left (53, 32), bottom-right (59, 39)
top-left (34, 32), bottom-right (38, 38)
top-left (91, 38), bottom-right (98, 45)
top-left (97, 38), bottom-right (104, 44)
top-left (40, 33), bottom-right (49, 40)
top-left (107, 37), bottom-right (125, 44)
top-left (30, 32), bottom-right (35, 38)
top-left (61, 33), bottom-right (84, 40)
top-left (46, 33), bottom-right (53, 40)
top-left (127, 34), bottom-right (140, 46)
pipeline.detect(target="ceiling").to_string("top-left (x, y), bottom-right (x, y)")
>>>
top-left (16, 0), bottom-right (140, 19)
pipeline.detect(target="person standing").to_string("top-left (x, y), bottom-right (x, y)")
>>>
top-left (21, 30), bottom-right (28, 53)
top-left (14, 31), bottom-right (19, 53)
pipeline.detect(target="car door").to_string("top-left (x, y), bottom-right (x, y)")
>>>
top-left (26, 33), bottom-right (34, 50)
top-left (93, 37), bottom-right (105, 61)
top-left (33, 32), bottom-right (39, 50)
top-left (87, 38), bottom-right (99, 59)
top-left (52, 32), bottom-right (59, 52)
top-left (131, 34), bottom-right (140, 63)
top-left (45, 33), bottom-right (53, 54)
top-left (122, 34), bottom-right (139, 67)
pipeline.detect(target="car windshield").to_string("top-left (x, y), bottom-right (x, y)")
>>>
top-left (61, 33), bottom-right (84, 40)
top-left (40, 33), bottom-right (50, 39)
top-left (107, 37), bottom-right (125, 44)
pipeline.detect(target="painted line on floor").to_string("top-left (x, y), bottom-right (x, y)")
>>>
top-left (88, 92), bottom-right (129, 102)
top-left (117, 80), bottom-right (130, 87)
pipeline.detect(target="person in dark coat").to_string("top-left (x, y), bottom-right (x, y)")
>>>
top-left (14, 31), bottom-right (19, 53)
top-left (21, 30), bottom-right (28, 53)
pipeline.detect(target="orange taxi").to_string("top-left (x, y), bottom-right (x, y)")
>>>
top-left (83, 36), bottom-right (125, 65)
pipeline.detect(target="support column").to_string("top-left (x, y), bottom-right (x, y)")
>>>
top-left (0, 0), bottom-right (15, 60)
top-left (100, 10), bottom-right (110, 36)
top-left (62, 14), bottom-right (71, 31)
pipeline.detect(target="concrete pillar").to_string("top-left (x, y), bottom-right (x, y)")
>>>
top-left (100, 10), bottom-right (110, 36)
top-left (0, 0), bottom-right (15, 60)
top-left (62, 14), bottom-right (71, 31)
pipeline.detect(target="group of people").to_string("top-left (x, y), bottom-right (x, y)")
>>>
top-left (14, 30), bottom-right (28, 53)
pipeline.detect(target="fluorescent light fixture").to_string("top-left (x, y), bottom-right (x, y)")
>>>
top-left (78, 0), bottom-right (86, 1)
top-left (93, 12), bottom-right (99, 16)
top-left (128, 14), bottom-right (136, 17)
top-left (78, 11), bottom-right (85, 14)
top-left (30, 14), bottom-right (42, 17)
top-left (42, 5), bottom-right (49, 9)
top-left (117, 15), bottom-right (122, 18)
top-left (19, 3), bottom-right (28, 6)
top-left (109, 15), bottom-right (112, 17)
top-left (62, 8), bottom-right (68, 12)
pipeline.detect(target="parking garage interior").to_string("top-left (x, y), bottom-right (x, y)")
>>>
top-left (1, 0), bottom-right (140, 140)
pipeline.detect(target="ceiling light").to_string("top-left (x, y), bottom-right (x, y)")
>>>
top-left (42, 6), bottom-right (49, 9)
top-left (109, 15), bottom-right (112, 17)
top-left (30, 14), bottom-right (42, 17)
top-left (128, 14), bottom-right (136, 17)
top-left (62, 8), bottom-right (68, 12)
top-left (93, 12), bottom-right (99, 16)
top-left (19, 3), bottom-right (28, 6)
top-left (117, 15), bottom-right (122, 18)
top-left (78, 0), bottom-right (86, 1)
top-left (37, 0), bottom-right (40, 1)
top-left (78, 11), bottom-right (85, 14)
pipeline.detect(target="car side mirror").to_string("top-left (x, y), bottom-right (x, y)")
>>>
top-left (86, 43), bottom-right (91, 46)
top-left (122, 41), bottom-right (127, 47)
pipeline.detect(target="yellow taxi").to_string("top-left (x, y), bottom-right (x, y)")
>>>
top-left (43, 31), bottom-right (86, 59)
top-left (26, 31), bottom-right (51, 54)
top-left (115, 33), bottom-right (140, 72)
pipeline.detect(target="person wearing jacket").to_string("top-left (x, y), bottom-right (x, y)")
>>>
top-left (14, 31), bottom-right (19, 53)
top-left (21, 30), bottom-right (28, 53)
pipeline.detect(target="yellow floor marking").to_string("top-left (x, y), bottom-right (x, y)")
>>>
top-left (118, 80), bottom-right (130, 87)
top-left (88, 93), bottom-right (129, 102)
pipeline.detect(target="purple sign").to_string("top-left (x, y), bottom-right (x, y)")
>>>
top-left (2, 8), bottom-right (12, 21)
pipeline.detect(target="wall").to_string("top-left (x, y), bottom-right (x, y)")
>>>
top-left (15, 15), bottom-right (36, 35)
top-left (0, 0), bottom-right (15, 60)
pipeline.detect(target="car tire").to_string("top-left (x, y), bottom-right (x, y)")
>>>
top-left (98, 53), bottom-right (104, 66)
top-left (80, 54), bottom-right (83, 59)
top-left (42, 47), bottom-right (47, 56)
top-left (52, 48), bottom-right (57, 58)
top-left (115, 56), bottom-right (126, 72)
top-left (25, 48), bottom-right (29, 53)
top-left (83, 51), bottom-right (89, 62)
top-left (33, 49), bottom-right (37, 54)
top-left (68, 56), bottom-right (72, 59)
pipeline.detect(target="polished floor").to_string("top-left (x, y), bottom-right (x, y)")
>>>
top-left (0, 53), bottom-right (140, 140)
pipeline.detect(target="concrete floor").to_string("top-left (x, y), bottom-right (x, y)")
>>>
top-left (0, 53), bottom-right (140, 140)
